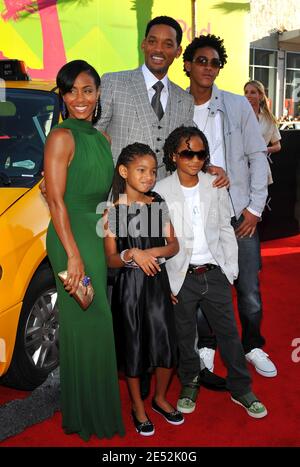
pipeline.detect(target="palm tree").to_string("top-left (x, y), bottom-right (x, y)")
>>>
top-left (130, 0), bottom-right (153, 66)
top-left (212, 1), bottom-right (250, 14)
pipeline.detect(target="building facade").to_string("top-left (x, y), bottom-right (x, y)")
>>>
top-left (249, 0), bottom-right (300, 118)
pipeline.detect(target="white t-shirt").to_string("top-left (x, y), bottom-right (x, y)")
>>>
top-left (181, 182), bottom-right (216, 265)
top-left (193, 101), bottom-right (225, 170)
top-left (193, 102), bottom-right (237, 215)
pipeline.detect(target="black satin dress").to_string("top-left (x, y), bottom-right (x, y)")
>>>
top-left (109, 192), bottom-right (177, 378)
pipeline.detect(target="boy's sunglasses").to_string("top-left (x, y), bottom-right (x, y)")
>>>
top-left (176, 150), bottom-right (207, 160)
top-left (192, 56), bottom-right (222, 69)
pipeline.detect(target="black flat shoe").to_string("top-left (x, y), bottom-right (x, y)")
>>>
top-left (131, 410), bottom-right (155, 436)
top-left (151, 399), bottom-right (184, 425)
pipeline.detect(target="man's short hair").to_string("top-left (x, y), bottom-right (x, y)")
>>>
top-left (183, 34), bottom-right (228, 77)
top-left (145, 16), bottom-right (183, 46)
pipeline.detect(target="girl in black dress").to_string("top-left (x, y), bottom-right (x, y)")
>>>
top-left (104, 143), bottom-right (184, 436)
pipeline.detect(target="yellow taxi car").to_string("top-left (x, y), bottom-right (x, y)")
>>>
top-left (0, 60), bottom-right (60, 390)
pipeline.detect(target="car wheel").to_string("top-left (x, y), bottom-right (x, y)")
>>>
top-left (1, 265), bottom-right (59, 391)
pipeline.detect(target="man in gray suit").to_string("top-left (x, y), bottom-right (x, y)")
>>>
top-left (183, 34), bottom-right (277, 378)
top-left (96, 15), bottom-right (194, 180)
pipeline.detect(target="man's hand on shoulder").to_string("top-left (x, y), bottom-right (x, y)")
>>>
top-left (100, 130), bottom-right (111, 144)
top-left (235, 209), bottom-right (260, 238)
top-left (207, 165), bottom-right (230, 188)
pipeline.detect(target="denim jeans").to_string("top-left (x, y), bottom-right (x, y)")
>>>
top-left (176, 267), bottom-right (252, 396)
top-left (197, 215), bottom-right (266, 354)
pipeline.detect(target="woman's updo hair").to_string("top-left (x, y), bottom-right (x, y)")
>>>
top-left (56, 60), bottom-right (101, 124)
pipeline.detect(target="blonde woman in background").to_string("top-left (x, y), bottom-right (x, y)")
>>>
top-left (244, 80), bottom-right (281, 184)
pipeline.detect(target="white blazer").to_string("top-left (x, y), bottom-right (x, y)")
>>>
top-left (155, 171), bottom-right (239, 295)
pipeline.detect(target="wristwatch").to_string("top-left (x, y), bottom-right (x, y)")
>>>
top-left (120, 249), bottom-right (133, 264)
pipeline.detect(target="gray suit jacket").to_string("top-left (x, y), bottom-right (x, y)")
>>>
top-left (155, 171), bottom-right (239, 295)
top-left (96, 67), bottom-right (194, 179)
top-left (208, 84), bottom-right (269, 219)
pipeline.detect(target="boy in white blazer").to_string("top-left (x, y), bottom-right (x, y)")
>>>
top-left (155, 126), bottom-right (267, 419)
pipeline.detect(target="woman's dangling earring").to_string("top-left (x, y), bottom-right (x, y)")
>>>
top-left (94, 100), bottom-right (99, 118)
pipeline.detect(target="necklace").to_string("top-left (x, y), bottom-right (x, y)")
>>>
top-left (193, 101), bottom-right (210, 134)
top-left (193, 101), bottom-right (221, 159)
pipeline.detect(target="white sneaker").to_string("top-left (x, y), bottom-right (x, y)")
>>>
top-left (198, 347), bottom-right (215, 372)
top-left (245, 348), bottom-right (277, 377)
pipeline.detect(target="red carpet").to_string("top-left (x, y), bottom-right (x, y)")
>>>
top-left (1, 235), bottom-right (300, 447)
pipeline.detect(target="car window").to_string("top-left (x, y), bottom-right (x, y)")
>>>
top-left (0, 88), bottom-right (59, 188)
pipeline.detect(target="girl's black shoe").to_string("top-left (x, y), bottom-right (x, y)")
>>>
top-left (131, 410), bottom-right (155, 436)
top-left (151, 398), bottom-right (184, 425)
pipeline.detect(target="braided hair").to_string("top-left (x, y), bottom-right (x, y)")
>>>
top-left (111, 142), bottom-right (157, 202)
top-left (163, 126), bottom-right (210, 173)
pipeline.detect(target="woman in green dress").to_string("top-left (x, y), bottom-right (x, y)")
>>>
top-left (44, 60), bottom-right (125, 441)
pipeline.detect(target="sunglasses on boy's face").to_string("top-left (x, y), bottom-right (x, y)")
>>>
top-left (192, 56), bottom-right (222, 69)
top-left (176, 150), bottom-right (207, 160)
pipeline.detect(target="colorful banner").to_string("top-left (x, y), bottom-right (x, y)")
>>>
top-left (0, 0), bottom-right (250, 94)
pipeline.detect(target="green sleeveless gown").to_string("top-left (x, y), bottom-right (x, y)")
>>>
top-left (46, 118), bottom-right (125, 441)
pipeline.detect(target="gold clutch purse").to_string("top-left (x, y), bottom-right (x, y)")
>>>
top-left (58, 271), bottom-right (95, 310)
